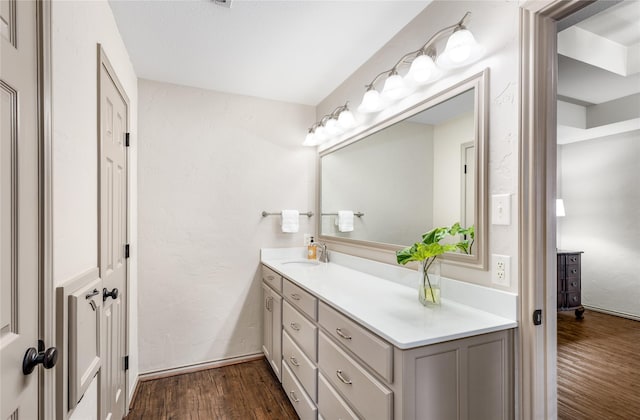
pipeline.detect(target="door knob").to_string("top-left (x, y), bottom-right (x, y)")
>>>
top-left (103, 287), bottom-right (119, 301)
top-left (23, 346), bottom-right (58, 375)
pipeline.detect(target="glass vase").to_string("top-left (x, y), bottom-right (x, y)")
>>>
top-left (418, 259), bottom-right (441, 306)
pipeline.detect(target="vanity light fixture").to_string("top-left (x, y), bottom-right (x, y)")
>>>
top-left (303, 11), bottom-right (483, 146)
top-left (303, 103), bottom-right (356, 147)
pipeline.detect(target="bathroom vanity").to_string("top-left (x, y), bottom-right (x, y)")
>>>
top-left (261, 248), bottom-right (517, 420)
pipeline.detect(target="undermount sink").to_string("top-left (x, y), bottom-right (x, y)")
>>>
top-left (281, 259), bottom-right (321, 266)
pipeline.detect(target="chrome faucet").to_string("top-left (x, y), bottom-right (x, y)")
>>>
top-left (317, 242), bottom-right (329, 263)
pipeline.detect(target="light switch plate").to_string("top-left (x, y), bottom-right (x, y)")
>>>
top-left (492, 194), bottom-right (511, 225)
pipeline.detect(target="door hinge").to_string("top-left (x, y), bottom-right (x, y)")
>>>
top-left (124, 355), bottom-right (129, 371)
top-left (125, 244), bottom-right (130, 259)
top-left (533, 309), bottom-right (543, 326)
top-left (125, 132), bottom-right (130, 147)
top-left (464, 164), bottom-right (467, 174)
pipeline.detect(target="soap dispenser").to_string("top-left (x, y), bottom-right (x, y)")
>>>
top-left (308, 237), bottom-right (317, 260)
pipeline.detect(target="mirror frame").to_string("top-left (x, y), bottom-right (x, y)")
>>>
top-left (317, 69), bottom-right (489, 270)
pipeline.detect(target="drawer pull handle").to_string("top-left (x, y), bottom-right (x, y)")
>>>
top-left (336, 369), bottom-right (352, 385)
top-left (289, 356), bottom-right (300, 367)
top-left (336, 328), bottom-right (352, 340)
top-left (267, 275), bottom-right (274, 281)
top-left (290, 322), bottom-right (301, 331)
top-left (290, 390), bottom-right (300, 403)
top-left (290, 293), bottom-right (301, 301)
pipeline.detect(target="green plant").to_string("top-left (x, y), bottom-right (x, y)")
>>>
top-left (396, 223), bottom-right (474, 304)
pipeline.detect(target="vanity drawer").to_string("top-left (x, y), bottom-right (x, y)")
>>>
top-left (318, 372), bottom-right (360, 420)
top-left (283, 331), bottom-right (318, 401)
top-left (319, 302), bottom-right (393, 382)
top-left (262, 265), bottom-right (282, 293)
top-left (565, 264), bottom-right (580, 279)
top-left (284, 279), bottom-right (317, 320)
top-left (282, 363), bottom-right (318, 420)
top-left (283, 301), bottom-right (318, 361)
top-left (318, 332), bottom-right (392, 420)
top-left (566, 277), bottom-right (580, 292)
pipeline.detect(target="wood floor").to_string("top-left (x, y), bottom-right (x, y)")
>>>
top-left (126, 358), bottom-right (297, 420)
top-left (557, 309), bottom-right (640, 420)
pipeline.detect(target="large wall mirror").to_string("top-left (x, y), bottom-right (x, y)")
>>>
top-left (319, 70), bottom-right (488, 269)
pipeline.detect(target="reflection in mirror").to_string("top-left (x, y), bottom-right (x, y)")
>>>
top-left (319, 71), bottom-right (487, 268)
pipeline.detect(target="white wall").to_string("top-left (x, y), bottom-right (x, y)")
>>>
top-left (51, 0), bottom-right (139, 415)
top-left (137, 79), bottom-right (315, 373)
top-left (432, 112), bottom-right (475, 228)
top-left (317, 1), bottom-right (520, 291)
top-left (321, 121), bottom-right (433, 245)
top-left (558, 131), bottom-right (640, 318)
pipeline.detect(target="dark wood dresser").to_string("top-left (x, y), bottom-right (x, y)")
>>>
top-left (557, 250), bottom-right (585, 319)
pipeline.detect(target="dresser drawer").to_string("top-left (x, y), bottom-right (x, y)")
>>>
top-left (284, 279), bottom-right (317, 320)
top-left (566, 254), bottom-right (580, 265)
top-left (318, 332), bottom-right (393, 420)
top-left (319, 302), bottom-right (393, 382)
top-left (283, 301), bottom-right (318, 361)
top-left (283, 331), bottom-right (318, 401)
top-left (282, 363), bottom-right (318, 420)
top-left (566, 292), bottom-right (581, 307)
top-left (565, 264), bottom-right (580, 279)
top-left (318, 372), bottom-right (359, 420)
top-left (262, 265), bottom-right (282, 293)
top-left (566, 277), bottom-right (580, 292)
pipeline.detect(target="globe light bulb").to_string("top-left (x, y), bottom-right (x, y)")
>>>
top-left (337, 109), bottom-right (356, 129)
top-left (381, 73), bottom-right (411, 101)
top-left (437, 28), bottom-right (484, 69)
top-left (358, 89), bottom-right (386, 113)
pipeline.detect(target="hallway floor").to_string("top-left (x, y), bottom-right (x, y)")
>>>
top-left (557, 309), bottom-right (640, 419)
top-left (126, 359), bottom-right (296, 420)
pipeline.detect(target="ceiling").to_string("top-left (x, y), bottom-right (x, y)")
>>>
top-left (109, 0), bottom-right (430, 106)
top-left (558, 0), bottom-right (640, 105)
top-left (557, 0), bottom-right (640, 144)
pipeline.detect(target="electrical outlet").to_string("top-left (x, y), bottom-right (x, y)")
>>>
top-left (492, 254), bottom-right (511, 287)
top-left (303, 234), bottom-right (312, 246)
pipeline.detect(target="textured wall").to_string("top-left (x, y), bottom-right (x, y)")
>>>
top-left (137, 79), bottom-right (315, 373)
top-left (558, 131), bottom-right (640, 318)
top-left (316, 1), bottom-right (520, 291)
top-left (51, 0), bottom-right (140, 412)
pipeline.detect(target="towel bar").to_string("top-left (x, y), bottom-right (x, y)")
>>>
top-left (262, 211), bottom-right (314, 218)
top-left (321, 212), bottom-right (364, 217)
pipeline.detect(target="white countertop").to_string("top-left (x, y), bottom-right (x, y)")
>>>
top-left (261, 250), bottom-right (517, 350)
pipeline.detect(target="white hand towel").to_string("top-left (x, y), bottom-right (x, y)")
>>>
top-left (338, 210), bottom-right (354, 232)
top-left (281, 209), bottom-right (299, 233)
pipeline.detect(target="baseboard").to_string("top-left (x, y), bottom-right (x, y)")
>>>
top-left (138, 352), bottom-right (264, 382)
top-left (128, 375), bottom-right (141, 411)
top-left (583, 305), bottom-right (640, 322)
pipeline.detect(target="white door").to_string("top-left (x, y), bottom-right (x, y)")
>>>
top-left (1, 0), bottom-right (44, 418)
top-left (99, 52), bottom-right (128, 420)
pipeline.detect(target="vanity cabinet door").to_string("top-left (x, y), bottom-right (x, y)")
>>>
top-left (262, 283), bottom-right (282, 381)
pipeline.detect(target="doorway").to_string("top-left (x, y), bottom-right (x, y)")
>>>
top-left (555, 1), bottom-right (640, 417)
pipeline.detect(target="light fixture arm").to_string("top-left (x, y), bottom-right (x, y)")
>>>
top-left (363, 12), bottom-right (471, 90)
